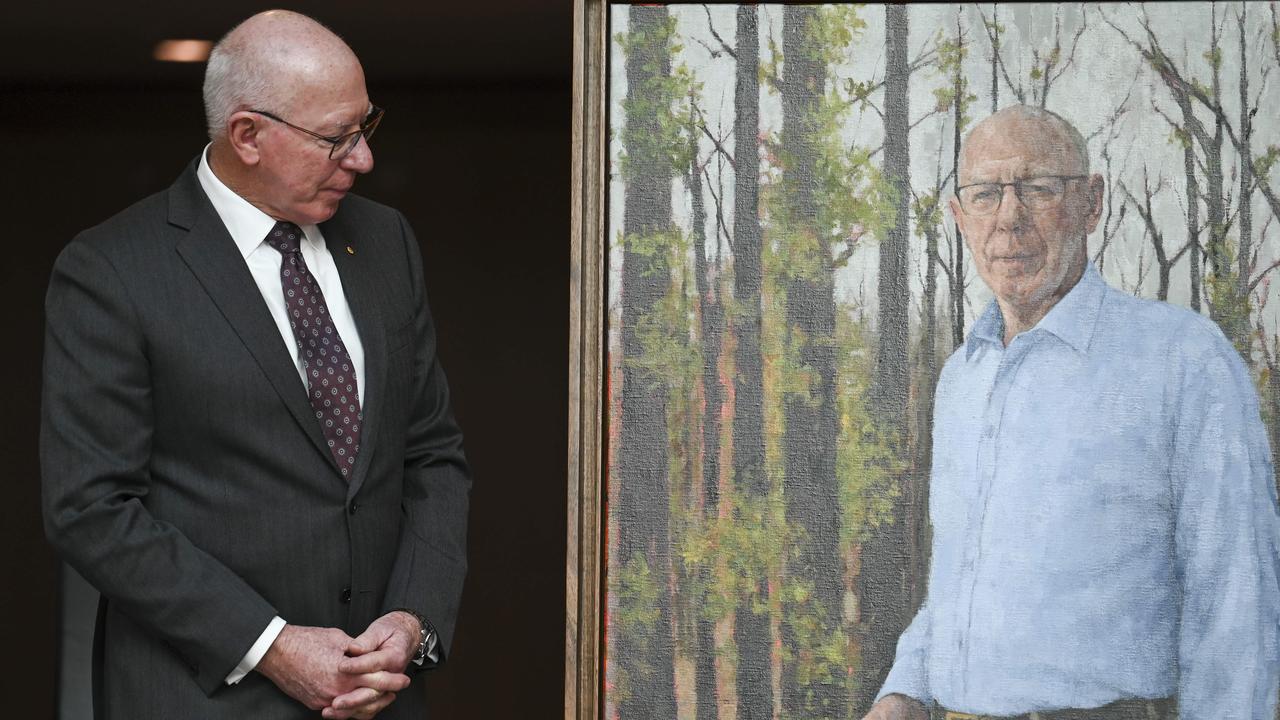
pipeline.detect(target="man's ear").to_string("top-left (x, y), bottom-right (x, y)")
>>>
top-left (1083, 173), bottom-right (1104, 233)
top-left (226, 111), bottom-right (264, 166)
top-left (949, 194), bottom-right (968, 239)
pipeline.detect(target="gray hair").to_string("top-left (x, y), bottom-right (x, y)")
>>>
top-left (201, 11), bottom-right (347, 143)
top-left (201, 29), bottom-right (274, 142)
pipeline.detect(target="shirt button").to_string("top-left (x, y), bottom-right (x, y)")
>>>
top-left (340, 586), bottom-right (352, 604)
top-left (983, 424), bottom-right (996, 438)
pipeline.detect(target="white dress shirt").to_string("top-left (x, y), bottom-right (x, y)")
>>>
top-left (196, 147), bottom-right (367, 684)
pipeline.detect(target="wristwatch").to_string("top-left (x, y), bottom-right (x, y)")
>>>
top-left (394, 608), bottom-right (434, 663)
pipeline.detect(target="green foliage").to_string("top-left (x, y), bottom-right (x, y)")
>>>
top-left (1203, 47), bottom-right (1222, 70)
top-left (777, 583), bottom-right (852, 697)
top-left (616, 16), bottom-right (700, 181)
top-left (764, 31), bottom-right (783, 92)
top-left (1255, 145), bottom-right (1280, 179)
top-left (809, 5), bottom-right (868, 66)
top-left (623, 230), bottom-right (700, 383)
top-left (834, 314), bottom-right (904, 549)
top-left (931, 31), bottom-right (977, 131)
top-left (681, 490), bottom-right (789, 620)
top-left (611, 554), bottom-right (664, 703)
top-left (762, 94), bottom-right (896, 289)
top-left (815, 98), bottom-right (898, 256)
top-left (983, 18), bottom-right (1006, 50)
top-left (1169, 126), bottom-right (1193, 152)
top-left (1190, 76), bottom-right (1212, 100)
top-left (1206, 262), bottom-right (1252, 358)
top-left (912, 189), bottom-right (944, 233)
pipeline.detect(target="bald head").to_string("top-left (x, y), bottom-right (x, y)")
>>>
top-left (960, 105), bottom-right (1089, 184)
top-left (203, 10), bottom-right (362, 142)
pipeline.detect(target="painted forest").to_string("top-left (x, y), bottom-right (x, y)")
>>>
top-left (604, 4), bottom-right (1280, 719)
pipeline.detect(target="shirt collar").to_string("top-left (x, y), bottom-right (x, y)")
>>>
top-left (965, 262), bottom-right (1106, 359)
top-left (195, 144), bottom-right (322, 259)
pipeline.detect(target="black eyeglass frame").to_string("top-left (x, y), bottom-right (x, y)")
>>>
top-left (955, 174), bottom-right (1090, 216)
top-left (248, 105), bottom-right (385, 160)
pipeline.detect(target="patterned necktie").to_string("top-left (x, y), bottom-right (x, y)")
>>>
top-left (265, 221), bottom-right (362, 478)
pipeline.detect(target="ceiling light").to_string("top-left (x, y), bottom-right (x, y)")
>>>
top-left (154, 40), bottom-right (212, 63)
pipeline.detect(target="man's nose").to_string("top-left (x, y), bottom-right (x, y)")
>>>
top-left (995, 184), bottom-right (1027, 230)
top-left (341, 135), bottom-right (375, 174)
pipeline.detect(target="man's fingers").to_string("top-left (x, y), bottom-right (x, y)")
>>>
top-left (339, 648), bottom-right (402, 674)
top-left (329, 686), bottom-right (383, 710)
top-left (352, 692), bottom-right (398, 720)
top-left (322, 689), bottom-right (399, 720)
top-left (347, 671), bottom-right (411, 694)
top-left (346, 628), bottom-right (380, 656)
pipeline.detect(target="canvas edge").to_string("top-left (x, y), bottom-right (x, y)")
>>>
top-left (567, 0), bottom-right (608, 719)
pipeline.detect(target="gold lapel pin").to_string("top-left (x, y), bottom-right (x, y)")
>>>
top-left (346, 245), bottom-right (355, 255)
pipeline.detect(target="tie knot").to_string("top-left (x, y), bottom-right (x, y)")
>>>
top-left (266, 221), bottom-right (304, 255)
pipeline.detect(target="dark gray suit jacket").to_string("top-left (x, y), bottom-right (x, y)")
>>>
top-left (41, 159), bottom-right (470, 718)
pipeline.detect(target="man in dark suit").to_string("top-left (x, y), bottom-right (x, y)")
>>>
top-left (41, 10), bottom-right (470, 719)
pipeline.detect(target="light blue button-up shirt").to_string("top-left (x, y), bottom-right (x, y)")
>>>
top-left (878, 264), bottom-right (1280, 719)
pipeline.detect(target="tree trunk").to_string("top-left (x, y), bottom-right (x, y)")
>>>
top-left (730, 7), bottom-right (773, 720)
top-left (857, 3), bottom-right (914, 712)
top-left (952, 15), bottom-right (967, 348)
top-left (780, 7), bottom-right (843, 718)
top-left (873, 3), bottom-right (911, 436)
top-left (1236, 6), bottom-right (1254, 361)
top-left (688, 103), bottom-right (722, 720)
top-left (1202, 13), bottom-right (1235, 341)
top-left (990, 4), bottom-right (999, 114)
top-left (914, 202), bottom-right (940, 610)
top-left (617, 7), bottom-right (678, 717)
top-left (1183, 131), bottom-right (1202, 313)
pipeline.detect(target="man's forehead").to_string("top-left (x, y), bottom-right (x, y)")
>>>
top-left (961, 124), bottom-right (1083, 180)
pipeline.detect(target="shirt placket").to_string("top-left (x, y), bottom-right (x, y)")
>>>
top-left (953, 335), bottom-right (1033, 698)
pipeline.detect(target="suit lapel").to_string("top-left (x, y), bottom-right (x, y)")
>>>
top-left (167, 164), bottom-right (341, 477)
top-left (320, 211), bottom-right (387, 501)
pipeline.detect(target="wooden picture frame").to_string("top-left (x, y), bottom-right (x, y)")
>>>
top-left (568, 1), bottom-right (608, 719)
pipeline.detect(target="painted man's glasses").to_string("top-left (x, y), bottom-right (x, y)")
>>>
top-left (956, 175), bottom-right (1088, 216)
top-left (249, 105), bottom-right (385, 160)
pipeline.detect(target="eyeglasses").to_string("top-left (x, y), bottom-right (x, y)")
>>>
top-left (248, 105), bottom-right (384, 160)
top-left (956, 175), bottom-right (1088, 216)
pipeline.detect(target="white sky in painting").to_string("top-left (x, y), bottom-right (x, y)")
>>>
top-left (607, 3), bottom-right (1280, 342)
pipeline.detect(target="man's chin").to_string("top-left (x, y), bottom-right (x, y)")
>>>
top-left (993, 277), bottom-right (1048, 309)
top-left (297, 200), bottom-right (342, 225)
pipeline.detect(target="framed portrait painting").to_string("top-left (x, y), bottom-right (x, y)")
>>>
top-left (569, 2), bottom-right (1280, 719)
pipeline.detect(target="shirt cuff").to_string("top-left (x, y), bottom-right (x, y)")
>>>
top-left (875, 648), bottom-right (930, 707)
top-left (225, 615), bottom-right (287, 685)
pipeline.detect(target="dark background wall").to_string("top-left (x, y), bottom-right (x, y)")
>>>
top-left (1, 4), bottom-right (570, 716)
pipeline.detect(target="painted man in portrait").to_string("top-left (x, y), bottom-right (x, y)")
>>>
top-left (867, 105), bottom-right (1280, 720)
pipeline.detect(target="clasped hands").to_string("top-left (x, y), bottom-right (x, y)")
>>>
top-left (257, 610), bottom-right (422, 719)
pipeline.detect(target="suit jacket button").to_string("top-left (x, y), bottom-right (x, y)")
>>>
top-left (348, 501), bottom-right (359, 515)
top-left (341, 586), bottom-right (352, 604)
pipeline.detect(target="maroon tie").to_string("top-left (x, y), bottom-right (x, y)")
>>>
top-left (265, 221), bottom-right (362, 478)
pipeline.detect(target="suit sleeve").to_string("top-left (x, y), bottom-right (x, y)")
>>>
top-left (1170, 320), bottom-right (1280, 720)
top-left (380, 211), bottom-right (472, 663)
top-left (41, 239), bottom-right (278, 696)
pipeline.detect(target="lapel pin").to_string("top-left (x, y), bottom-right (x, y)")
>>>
top-left (346, 245), bottom-right (355, 255)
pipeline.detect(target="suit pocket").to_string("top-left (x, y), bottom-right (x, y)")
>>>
top-left (387, 319), bottom-right (416, 354)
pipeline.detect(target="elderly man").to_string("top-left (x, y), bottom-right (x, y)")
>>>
top-left (865, 105), bottom-right (1280, 720)
top-left (41, 11), bottom-right (469, 719)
